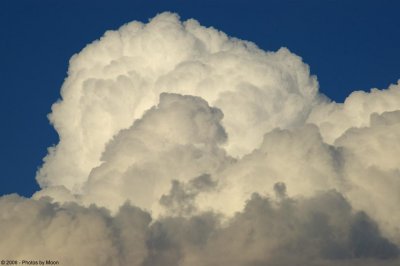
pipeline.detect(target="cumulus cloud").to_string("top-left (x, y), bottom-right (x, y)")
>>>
top-left (1, 12), bottom-right (400, 265)
top-left (1, 189), bottom-right (399, 266)
top-left (307, 82), bottom-right (400, 144)
top-left (35, 12), bottom-right (320, 194)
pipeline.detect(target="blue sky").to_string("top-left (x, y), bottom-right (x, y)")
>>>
top-left (1, 0), bottom-right (399, 197)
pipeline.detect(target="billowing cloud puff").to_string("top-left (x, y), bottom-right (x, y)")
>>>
top-left (308, 82), bottom-right (400, 144)
top-left (1, 12), bottom-right (400, 265)
top-left (35, 12), bottom-right (320, 194)
top-left (2, 189), bottom-right (399, 266)
top-left (80, 93), bottom-right (231, 212)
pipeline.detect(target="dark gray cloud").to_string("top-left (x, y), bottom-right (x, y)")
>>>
top-left (1, 186), bottom-right (398, 266)
top-left (160, 174), bottom-right (217, 216)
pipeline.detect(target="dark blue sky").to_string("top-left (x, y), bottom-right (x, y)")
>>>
top-left (1, 0), bottom-right (399, 197)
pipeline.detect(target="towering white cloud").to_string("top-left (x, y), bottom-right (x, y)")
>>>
top-left (35, 12), bottom-right (320, 194)
top-left (1, 12), bottom-right (400, 266)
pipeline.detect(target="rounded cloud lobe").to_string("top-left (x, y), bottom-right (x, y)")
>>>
top-left (2, 12), bottom-right (400, 265)
top-left (36, 12), bottom-right (319, 193)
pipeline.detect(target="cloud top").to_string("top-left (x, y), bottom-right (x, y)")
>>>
top-left (36, 12), bottom-right (320, 194)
